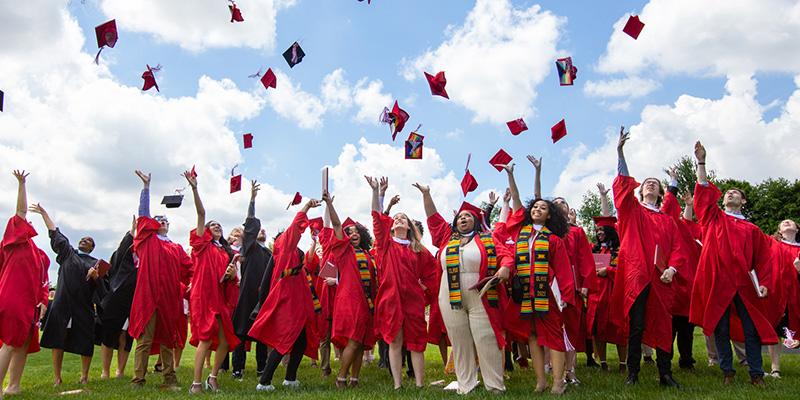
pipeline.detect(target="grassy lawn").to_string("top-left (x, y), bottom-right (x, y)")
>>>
top-left (6, 331), bottom-right (800, 399)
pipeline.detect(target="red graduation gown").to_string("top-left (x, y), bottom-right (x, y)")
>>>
top-left (312, 231), bottom-right (336, 338)
top-left (562, 225), bottom-right (595, 351)
top-left (689, 182), bottom-right (777, 344)
top-left (129, 217), bottom-right (192, 347)
top-left (660, 190), bottom-right (701, 317)
top-left (610, 175), bottom-right (686, 352)
top-left (188, 229), bottom-right (240, 351)
top-left (328, 230), bottom-right (377, 349)
top-left (767, 239), bottom-right (800, 332)
top-left (586, 245), bottom-right (625, 345)
top-left (372, 211), bottom-right (437, 352)
top-left (0, 216), bottom-right (50, 352)
top-left (425, 248), bottom-right (449, 346)
top-left (248, 212), bottom-right (320, 358)
top-left (427, 213), bottom-right (513, 349)
top-left (496, 209), bottom-right (576, 352)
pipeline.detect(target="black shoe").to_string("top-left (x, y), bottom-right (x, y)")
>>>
top-left (586, 358), bottom-right (600, 368)
top-left (643, 356), bottom-right (655, 365)
top-left (659, 374), bottom-right (681, 388)
top-left (625, 373), bottom-right (638, 385)
top-left (232, 371), bottom-right (243, 380)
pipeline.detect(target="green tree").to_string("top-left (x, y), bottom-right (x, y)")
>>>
top-left (662, 155), bottom-right (716, 209)
top-left (749, 178), bottom-right (800, 234)
top-left (577, 189), bottom-right (615, 243)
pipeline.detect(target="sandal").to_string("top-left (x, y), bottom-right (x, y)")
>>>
top-left (205, 375), bottom-right (219, 392)
top-left (349, 378), bottom-right (359, 388)
top-left (189, 382), bottom-right (203, 395)
top-left (335, 378), bottom-right (348, 389)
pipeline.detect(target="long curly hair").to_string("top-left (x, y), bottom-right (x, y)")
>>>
top-left (522, 198), bottom-right (569, 238)
top-left (593, 225), bottom-right (620, 252)
top-left (345, 223), bottom-right (373, 251)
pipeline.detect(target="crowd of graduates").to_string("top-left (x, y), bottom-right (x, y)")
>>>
top-left (0, 133), bottom-right (798, 397)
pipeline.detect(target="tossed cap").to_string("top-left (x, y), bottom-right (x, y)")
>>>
top-left (489, 149), bottom-right (512, 172)
top-left (230, 174), bottom-right (242, 193)
top-left (161, 194), bottom-right (184, 208)
top-left (506, 118), bottom-right (528, 136)
top-left (261, 68), bottom-right (276, 90)
top-left (623, 15), bottom-right (645, 39)
top-left (243, 133), bottom-right (253, 149)
top-left (229, 1), bottom-right (244, 22)
top-left (551, 118), bottom-right (567, 143)
top-left (141, 64), bottom-right (160, 92)
top-left (424, 71), bottom-right (449, 99)
top-left (460, 170), bottom-right (478, 197)
top-left (286, 192), bottom-right (302, 209)
top-left (555, 57), bottom-right (577, 86)
top-left (282, 42), bottom-right (305, 68)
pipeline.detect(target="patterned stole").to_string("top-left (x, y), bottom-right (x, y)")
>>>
top-left (444, 234), bottom-right (464, 309)
top-left (280, 252), bottom-right (322, 313)
top-left (354, 249), bottom-right (375, 313)
top-left (478, 233), bottom-right (499, 307)
top-left (516, 225), bottom-right (551, 317)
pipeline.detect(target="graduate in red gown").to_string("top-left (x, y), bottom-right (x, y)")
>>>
top-left (765, 219), bottom-right (800, 378)
top-left (320, 192), bottom-right (378, 388)
top-left (249, 199), bottom-right (322, 391)
top-left (611, 128), bottom-right (685, 388)
top-left (689, 141), bottom-right (777, 386)
top-left (182, 171), bottom-right (240, 394)
top-left (365, 176), bottom-right (437, 389)
top-left (129, 170), bottom-right (192, 388)
top-left (0, 170), bottom-right (50, 396)
top-left (494, 163), bottom-right (574, 395)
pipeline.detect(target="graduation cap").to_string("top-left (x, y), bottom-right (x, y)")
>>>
top-left (506, 118), bottom-right (527, 136)
top-left (309, 217), bottom-right (324, 236)
top-left (260, 68), bottom-right (276, 90)
top-left (282, 42), bottom-right (305, 68)
top-left (551, 119), bottom-right (567, 143)
top-left (555, 57), bottom-right (577, 86)
top-left (243, 133), bottom-right (253, 149)
top-left (190, 165), bottom-right (197, 178)
top-left (623, 15), bottom-right (645, 39)
top-left (380, 101), bottom-right (409, 141)
top-left (230, 165), bottom-right (242, 193)
top-left (489, 149), bottom-right (512, 172)
top-left (229, 0), bottom-right (244, 22)
top-left (424, 71), bottom-right (449, 99)
top-left (357, 0), bottom-right (371, 3)
top-left (405, 129), bottom-right (424, 160)
top-left (141, 64), bottom-right (161, 92)
top-left (286, 192), bottom-right (302, 209)
top-left (94, 19), bottom-right (117, 64)
top-left (0, 89), bottom-right (4, 112)
top-left (592, 216), bottom-right (617, 228)
top-left (460, 154), bottom-right (478, 196)
top-left (161, 188), bottom-right (185, 208)
top-left (456, 201), bottom-right (488, 231)
top-left (342, 217), bottom-right (358, 230)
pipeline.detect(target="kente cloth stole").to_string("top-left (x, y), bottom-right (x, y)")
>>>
top-left (516, 225), bottom-right (551, 316)
top-left (305, 271), bottom-right (322, 313)
top-left (479, 233), bottom-right (499, 307)
top-left (354, 249), bottom-right (374, 313)
top-left (444, 233), bottom-right (499, 310)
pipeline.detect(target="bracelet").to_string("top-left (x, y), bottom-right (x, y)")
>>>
top-left (697, 162), bottom-right (705, 165)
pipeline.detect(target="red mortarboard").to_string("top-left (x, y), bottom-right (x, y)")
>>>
top-left (424, 71), bottom-right (449, 99)
top-left (388, 101), bottom-right (409, 141)
top-left (286, 192), bottom-right (302, 209)
top-left (0, 89), bottom-right (4, 112)
top-left (460, 170), bottom-right (478, 197)
top-left (261, 68), bottom-right (276, 90)
top-left (309, 217), bottom-right (323, 235)
top-left (141, 64), bottom-right (160, 92)
top-left (506, 118), bottom-right (528, 136)
top-left (243, 133), bottom-right (253, 149)
top-left (342, 217), bottom-right (357, 230)
top-left (623, 15), bottom-right (645, 39)
top-left (551, 119), bottom-right (567, 143)
top-left (229, 1), bottom-right (244, 22)
top-left (94, 19), bottom-right (118, 64)
top-left (283, 42), bottom-right (305, 68)
top-left (230, 175), bottom-right (242, 193)
top-left (190, 165), bottom-right (197, 178)
top-left (593, 216), bottom-right (617, 228)
top-left (555, 57), bottom-right (578, 86)
top-left (489, 149), bottom-right (513, 172)
top-left (457, 201), bottom-right (483, 220)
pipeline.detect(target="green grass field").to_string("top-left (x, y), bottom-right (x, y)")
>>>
top-left (6, 332), bottom-right (800, 399)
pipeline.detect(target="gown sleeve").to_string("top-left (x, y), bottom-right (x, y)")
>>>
top-left (426, 213), bottom-right (454, 250)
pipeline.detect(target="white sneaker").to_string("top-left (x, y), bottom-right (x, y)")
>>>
top-left (282, 380), bottom-right (300, 388)
top-left (769, 371), bottom-right (781, 379)
top-left (256, 384), bottom-right (275, 392)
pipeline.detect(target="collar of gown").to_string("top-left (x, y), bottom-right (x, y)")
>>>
top-left (392, 237), bottom-right (411, 245)
top-left (724, 210), bottom-right (746, 220)
top-left (640, 201), bottom-right (661, 213)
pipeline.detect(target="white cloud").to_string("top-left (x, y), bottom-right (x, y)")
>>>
top-left (265, 69), bottom-right (326, 129)
top-left (597, 0), bottom-right (800, 77)
top-left (352, 78), bottom-right (393, 125)
top-left (583, 77), bottom-right (660, 99)
top-left (99, 0), bottom-right (293, 52)
top-left (321, 68), bottom-right (352, 112)
top-left (554, 74), bottom-right (800, 207)
top-left (401, 0), bottom-right (564, 124)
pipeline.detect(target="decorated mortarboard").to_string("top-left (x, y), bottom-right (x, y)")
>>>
top-left (623, 15), bottom-right (645, 39)
top-left (94, 19), bottom-right (118, 64)
top-left (286, 191), bottom-right (302, 209)
top-left (380, 100), bottom-right (409, 141)
top-left (424, 71), bottom-right (449, 99)
top-left (405, 127), bottom-right (424, 160)
top-left (282, 42), bottom-right (305, 68)
top-left (141, 64), bottom-right (161, 92)
top-left (309, 217), bottom-right (324, 235)
top-left (161, 188), bottom-right (185, 209)
top-left (460, 154), bottom-right (478, 197)
top-left (230, 165), bottom-right (242, 193)
top-left (506, 118), bottom-right (527, 136)
top-left (592, 216), bottom-right (617, 228)
top-left (551, 119), bottom-right (567, 143)
top-left (0, 89), bottom-right (4, 112)
top-left (243, 133), bottom-right (253, 149)
top-left (489, 149), bottom-right (512, 172)
top-left (555, 57), bottom-right (577, 86)
top-left (228, 0), bottom-right (244, 22)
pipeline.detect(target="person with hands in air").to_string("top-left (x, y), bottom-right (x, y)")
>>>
top-left (413, 182), bottom-right (513, 394)
top-left (182, 171), bottom-right (240, 394)
top-left (30, 203), bottom-right (99, 387)
top-left (0, 171), bottom-right (51, 397)
top-left (689, 141), bottom-right (777, 386)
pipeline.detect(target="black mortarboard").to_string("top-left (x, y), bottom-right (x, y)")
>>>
top-left (161, 194), bottom-right (184, 208)
top-left (282, 42), bottom-right (305, 68)
top-left (0, 90), bottom-right (4, 112)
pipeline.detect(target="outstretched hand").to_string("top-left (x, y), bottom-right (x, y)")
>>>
top-left (379, 177), bottom-right (389, 195)
top-left (503, 188), bottom-right (511, 204)
top-left (12, 170), bottom-right (29, 184)
top-left (135, 170), bottom-right (151, 187)
top-left (250, 180), bottom-right (260, 200)
top-left (680, 191), bottom-right (693, 206)
top-left (28, 203), bottom-right (47, 216)
top-left (597, 182), bottom-right (610, 197)
top-left (498, 163), bottom-right (515, 174)
top-left (526, 155), bottom-right (542, 170)
top-left (617, 126), bottom-right (630, 152)
top-left (388, 194), bottom-right (400, 207)
top-left (364, 176), bottom-right (379, 190)
top-left (182, 170), bottom-right (197, 188)
top-left (412, 183), bottom-right (430, 195)
top-left (668, 167), bottom-right (678, 182)
top-left (322, 190), bottom-right (333, 204)
top-left (488, 191), bottom-right (498, 206)
top-left (694, 141), bottom-right (706, 162)
top-left (302, 198), bottom-right (322, 213)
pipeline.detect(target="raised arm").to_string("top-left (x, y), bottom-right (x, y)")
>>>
top-left (527, 155), bottom-right (542, 199)
top-left (13, 170), bottom-right (29, 219)
top-left (501, 163), bottom-right (523, 211)
top-left (597, 183), bottom-right (611, 217)
top-left (248, 180), bottom-right (259, 219)
top-left (384, 194), bottom-right (400, 215)
top-left (617, 126), bottom-right (631, 177)
top-left (183, 170), bottom-right (205, 236)
top-left (694, 141), bottom-right (708, 185)
top-left (365, 176), bottom-right (381, 212)
top-left (322, 191), bottom-right (343, 240)
top-left (412, 183), bottom-right (437, 218)
top-left (28, 203), bottom-right (55, 231)
top-left (499, 188), bottom-right (511, 223)
top-left (681, 191), bottom-right (694, 221)
top-left (378, 176), bottom-right (388, 213)
top-left (135, 170), bottom-right (151, 217)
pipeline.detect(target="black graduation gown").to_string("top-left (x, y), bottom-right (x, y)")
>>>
top-left (40, 229), bottom-right (98, 356)
top-left (232, 216), bottom-right (274, 340)
top-left (99, 232), bottom-right (137, 349)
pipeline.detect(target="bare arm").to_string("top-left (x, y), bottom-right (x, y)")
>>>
top-left (365, 176), bottom-right (381, 212)
top-left (527, 155), bottom-right (542, 199)
top-left (12, 170), bottom-right (29, 219)
top-left (322, 191), bottom-right (343, 239)
top-left (694, 141), bottom-right (708, 185)
top-left (681, 191), bottom-right (694, 221)
top-left (183, 171), bottom-right (205, 236)
top-left (248, 180), bottom-right (259, 219)
top-left (384, 194), bottom-right (400, 215)
top-left (501, 164), bottom-right (522, 211)
top-left (412, 183), bottom-right (437, 218)
top-left (28, 203), bottom-right (55, 231)
top-left (597, 183), bottom-right (611, 217)
top-left (617, 126), bottom-right (631, 177)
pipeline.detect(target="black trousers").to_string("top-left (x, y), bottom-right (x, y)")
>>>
top-left (377, 339), bottom-right (389, 368)
top-left (232, 340), bottom-right (269, 373)
top-left (672, 315), bottom-right (695, 367)
top-left (259, 330), bottom-right (307, 385)
top-left (626, 286), bottom-right (672, 376)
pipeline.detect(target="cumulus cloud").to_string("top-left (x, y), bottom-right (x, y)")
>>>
top-left (316, 69), bottom-right (394, 126)
top-left (583, 77), bottom-right (660, 99)
top-left (401, 0), bottom-right (563, 124)
top-left (99, 0), bottom-right (294, 52)
top-left (553, 74), bottom-right (800, 207)
top-left (265, 69), bottom-right (326, 129)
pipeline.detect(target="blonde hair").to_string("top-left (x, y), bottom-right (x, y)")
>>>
top-left (391, 213), bottom-right (422, 253)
